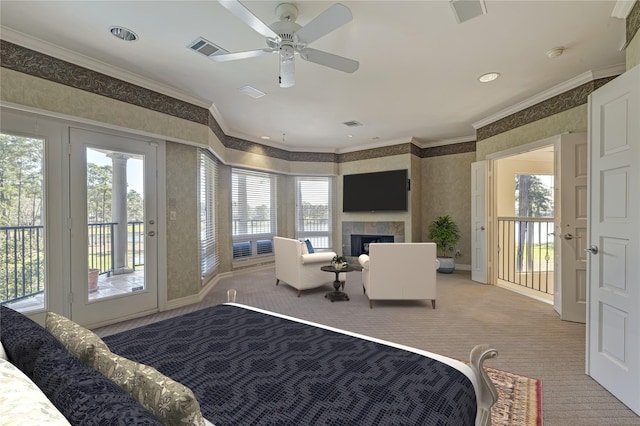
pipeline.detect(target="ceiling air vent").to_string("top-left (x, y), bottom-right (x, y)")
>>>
top-left (343, 120), bottom-right (363, 127)
top-left (188, 37), bottom-right (229, 57)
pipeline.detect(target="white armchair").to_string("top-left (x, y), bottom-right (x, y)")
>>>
top-left (358, 242), bottom-right (440, 309)
top-left (273, 237), bottom-right (345, 297)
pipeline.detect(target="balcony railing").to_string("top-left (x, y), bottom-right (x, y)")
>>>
top-left (1, 222), bottom-right (145, 305)
top-left (497, 217), bottom-right (554, 295)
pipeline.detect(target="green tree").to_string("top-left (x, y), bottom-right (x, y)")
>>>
top-left (87, 163), bottom-right (112, 223)
top-left (515, 174), bottom-right (553, 217)
top-left (0, 134), bottom-right (44, 226)
top-left (127, 189), bottom-right (144, 221)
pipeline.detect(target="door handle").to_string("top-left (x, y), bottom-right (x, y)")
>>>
top-left (480, 226), bottom-right (485, 231)
top-left (584, 245), bottom-right (599, 255)
top-left (563, 233), bottom-right (582, 240)
top-left (147, 231), bottom-right (156, 237)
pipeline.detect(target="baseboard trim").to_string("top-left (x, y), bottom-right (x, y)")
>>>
top-left (455, 263), bottom-right (471, 271)
top-left (163, 265), bottom-right (274, 311)
top-left (164, 272), bottom-right (232, 311)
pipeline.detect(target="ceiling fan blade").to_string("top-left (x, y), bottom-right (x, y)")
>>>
top-left (209, 49), bottom-right (275, 62)
top-left (218, 0), bottom-right (279, 40)
top-left (294, 3), bottom-right (353, 45)
top-left (299, 48), bottom-right (359, 73)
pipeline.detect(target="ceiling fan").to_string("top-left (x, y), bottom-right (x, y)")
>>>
top-left (213, 0), bottom-right (359, 88)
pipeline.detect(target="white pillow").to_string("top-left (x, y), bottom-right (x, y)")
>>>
top-left (0, 342), bottom-right (7, 360)
top-left (300, 240), bottom-right (309, 255)
top-left (0, 358), bottom-right (71, 425)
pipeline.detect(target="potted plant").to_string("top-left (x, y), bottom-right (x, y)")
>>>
top-left (428, 215), bottom-right (460, 273)
top-left (331, 255), bottom-right (348, 270)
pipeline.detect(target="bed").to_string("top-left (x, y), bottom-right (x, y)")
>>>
top-left (103, 303), bottom-right (498, 425)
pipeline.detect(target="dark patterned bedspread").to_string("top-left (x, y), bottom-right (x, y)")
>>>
top-left (103, 304), bottom-right (476, 425)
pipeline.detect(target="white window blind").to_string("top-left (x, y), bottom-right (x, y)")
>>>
top-left (231, 168), bottom-right (277, 259)
top-left (295, 176), bottom-right (332, 251)
top-left (199, 149), bottom-right (219, 279)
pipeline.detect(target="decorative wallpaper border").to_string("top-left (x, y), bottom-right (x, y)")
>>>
top-left (4, 38), bottom-right (617, 162)
top-left (628, 1), bottom-right (640, 46)
top-left (420, 141), bottom-right (476, 158)
top-left (0, 40), bottom-right (209, 125)
top-left (476, 77), bottom-right (615, 141)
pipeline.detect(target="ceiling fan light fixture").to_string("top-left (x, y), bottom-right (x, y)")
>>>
top-left (279, 48), bottom-right (295, 88)
top-left (109, 26), bottom-right (138, 42)
top-left (478, 72), bottom-right (500, 83)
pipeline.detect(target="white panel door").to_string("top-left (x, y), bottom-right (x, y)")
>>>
top-left (587, 65), bottom-right (640, 414)
top-left (471, 161), bottom-right (487, 283)
top-left (559, 133), bottom-right (588, 323)
top-left (69, 128), bottom-right (159, 328)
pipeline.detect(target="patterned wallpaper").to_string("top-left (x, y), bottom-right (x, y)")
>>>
top-left (627, 1), bottom-right (640, 47)
top-left (476, 78), bottom-right (614, 141)
top-left (0, 38), bottom-right (623, 162)
top-left (0, 40), bottom-right (209, 125)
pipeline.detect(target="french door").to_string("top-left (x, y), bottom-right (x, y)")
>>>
top-left (69, 128), bottom-right (158, 327)
top-left (587, 65), bottom-right (640, 414)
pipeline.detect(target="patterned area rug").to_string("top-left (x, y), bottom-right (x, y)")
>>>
top-left (487, 366), bottom-right (542, 426)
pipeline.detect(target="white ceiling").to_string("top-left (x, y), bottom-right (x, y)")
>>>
top-left (0, 1), bottom-right (629, 153)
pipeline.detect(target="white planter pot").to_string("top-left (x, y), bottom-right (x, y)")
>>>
top-left (437, 257), bottom-right (455, 274)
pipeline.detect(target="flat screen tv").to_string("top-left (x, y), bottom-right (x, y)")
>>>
top-left (343, 169), bottom-right (409, 212)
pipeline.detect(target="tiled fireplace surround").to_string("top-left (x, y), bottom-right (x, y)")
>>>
top-left (341, 221), bottom-right (405, 259)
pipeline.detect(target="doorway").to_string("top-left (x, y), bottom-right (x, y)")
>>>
top-left (486, 133), bottom-right (588, 324)
top-left (492, 145), bottom-right (555, 304)
top-left (69, 128), bottom-right (159, 327)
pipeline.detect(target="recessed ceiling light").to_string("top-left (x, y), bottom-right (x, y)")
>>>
top-left (260, 136), bottom-right (271, 140)
top-left (109, 26), bottom-right (138, 42)
top-left (347, 134), bottom-right (353, 138)
top-left (478, 72), bottom-right (500, 83)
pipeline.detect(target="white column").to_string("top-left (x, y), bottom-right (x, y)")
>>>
top-left (108, 153), bottom-right (133, 275)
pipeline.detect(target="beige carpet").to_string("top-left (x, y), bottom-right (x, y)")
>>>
top-left (96, 267), bottom-right (640, 426)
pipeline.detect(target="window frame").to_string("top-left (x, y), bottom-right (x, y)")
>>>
top-left (231, 167), bottom-right (277, 260)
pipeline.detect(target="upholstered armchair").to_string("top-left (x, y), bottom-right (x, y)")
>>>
top-left (274, 237), bottom-right (345, 297)
top-left (358, 243), bottom-right (440, 309)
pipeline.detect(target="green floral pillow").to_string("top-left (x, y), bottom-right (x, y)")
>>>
top-left (45, 312), bottom-right (109, 365)
top-left (133, 363), bottom-right (205, 426)
top-left (93, 348), bottom-right (205, 426)
top-left (92, 348), bottom-right (138, 393)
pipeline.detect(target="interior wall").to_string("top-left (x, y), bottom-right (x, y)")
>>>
top-left (337, 154), bottom-right (414, 253)
top-left (421, 151), bottom-right (475, 266)
top-left (476, 105), bottom-right (587, 161)
top-left (165, 142), bottom-right (200, 301)
top-left (627, 1), bottom-right (640, 70)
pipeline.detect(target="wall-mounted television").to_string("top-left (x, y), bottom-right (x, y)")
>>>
top-left (343, 169), bottom-right (409, 212)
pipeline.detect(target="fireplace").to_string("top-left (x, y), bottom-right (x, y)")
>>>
top-left (342, 221), bottom-right (405, 259)
top-left (350, 234), bottom-right (394, 256)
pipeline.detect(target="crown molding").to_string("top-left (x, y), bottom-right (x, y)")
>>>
top-left (473, 64), bottom-right (626, 130)
top-left (337, 137), bottom-right (414, 154)
top-left (612, 0), bottom-right (636, 19)
top-left (1, 26), bottom-right (212, 109)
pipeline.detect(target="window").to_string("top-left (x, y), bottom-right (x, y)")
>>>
top-left (231, 168), bottom-right (277, 259)
top-left (0, 133), bottom-right (45, 310)
top-left (295, 176), bottom-right (332, 251)
top-left (199, 149), bottom-right (219, 279)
